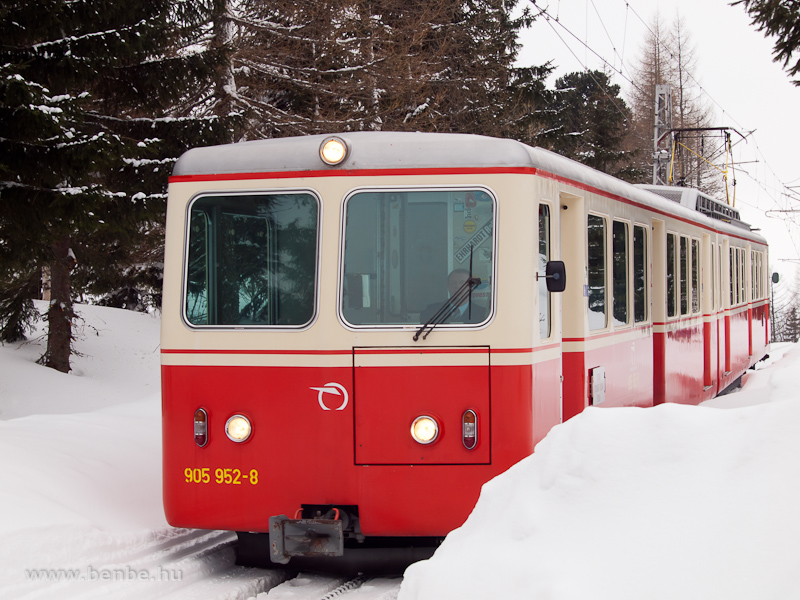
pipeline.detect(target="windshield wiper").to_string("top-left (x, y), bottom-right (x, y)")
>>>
top-left (413, 276), bottom-right (481, 341)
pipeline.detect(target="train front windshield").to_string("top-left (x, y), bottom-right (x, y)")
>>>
top-left (184, 193), bottom-right (319, 327)
top-left (342, 189), bottom-right (494, 326)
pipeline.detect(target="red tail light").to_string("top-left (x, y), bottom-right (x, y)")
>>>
top-left (194, 408), bottom-right (208, 447)
top-left (462, 410), bottom-right (477, 449)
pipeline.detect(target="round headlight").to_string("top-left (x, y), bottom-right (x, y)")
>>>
top-left (319, 136), bottom-right (348, 165)
top-left (225, 414), bottom-right (252, 442)
top-left (411, 415), bottom-right (439, 445)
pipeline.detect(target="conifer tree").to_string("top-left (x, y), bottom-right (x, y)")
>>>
top-left (206, 0), bottom-right (538, 138)
top-left (0, 0), bottom-right (229, 371)
top-left (550, 70), bottom-right (640, 180)
top-left (500, 63), bottom-right (555, 147)
top-left (733, 0), bottom-right (800, 85)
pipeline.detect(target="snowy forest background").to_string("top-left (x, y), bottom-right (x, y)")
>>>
top-left (2, 0), bottom-right (799, 373)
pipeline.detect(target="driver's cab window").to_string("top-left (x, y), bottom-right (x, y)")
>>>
top-left (342, 189), bottom-right (495, 327)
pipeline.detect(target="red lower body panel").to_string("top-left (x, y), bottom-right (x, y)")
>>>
top-left (162, 355), bottom-right (561, 537)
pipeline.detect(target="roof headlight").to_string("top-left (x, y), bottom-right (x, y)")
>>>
top-left (225, 414), bottom-right (252, 443)
top-left (411, 415), bottom-right (439, 445)
top-left (319, 136), bottom-right (348, 166)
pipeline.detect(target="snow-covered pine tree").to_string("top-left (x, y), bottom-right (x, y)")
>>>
top-left (413, 0), bottom-right (530, 135)
top-left (733, 0), bottom-right (800, 86)
top-left (500, 63), bottom-right (556, 148)
top-left (0, 0), bottom-right (230, 371)
top-left (549, 70), bottom-right (640, 181)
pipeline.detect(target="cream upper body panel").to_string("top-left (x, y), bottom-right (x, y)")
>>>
top-left (162, 172), bottom-right (556, 367)
top-left (162, 132), bottom-right (766, 367)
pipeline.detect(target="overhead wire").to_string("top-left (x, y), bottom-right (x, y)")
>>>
top-left (531, 1), bottom-right (647, 98)
top-left (534, 6), bottom-right (633, 122)
top-left (621, 0), bottom-right (799, 213)
top-left (622, 1), bottom-right (746, 132)
top-left (590, 0), bottom-right (627, 76)
top-left (529, 0), bottom-right (799, 254)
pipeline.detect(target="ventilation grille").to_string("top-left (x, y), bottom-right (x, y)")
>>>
top-left (651, 189), bottom-right (684, 203)
top-left (695, 195), bottom-right (740, 223)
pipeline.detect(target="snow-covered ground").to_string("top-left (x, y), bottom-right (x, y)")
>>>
top-left (0, 303), bottom-right (286, 600)
top-left (1, 302), bottom-right (798, 599)
top-left (400, 345), bottom-right (800, 600)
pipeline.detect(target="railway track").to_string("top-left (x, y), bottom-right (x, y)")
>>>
top-left (4, 527), bottom-right (404, 600)
top-left (259, 573), bottom-right (402, 600)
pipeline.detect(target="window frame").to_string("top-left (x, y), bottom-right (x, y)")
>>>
top-left (680, 235), bottom-right (690, 316)
top-left (730, 246), bottom-right (737, 306)
top-left (740, 248), bottom-right (747, 304)
top-left (691, 238), bottom-right (701, 314)
top-left (667, 232), bottom-right (678, 318)
top-left (181, 189), bottom-right (323, 331)
top-left (612, 219), bottom-right (630, 327)
top-left (711, 241), bottom-right (716, 311)
top-left (539, 202), bottom-right (553, 340)
top-left (633, 223), bottom-right (649, 324)
top-left (587, 212), bottom-right (609, 332)
top-left (337, 185), bottom-right (499, 331)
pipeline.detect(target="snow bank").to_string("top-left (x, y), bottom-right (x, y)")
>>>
top-left (0, 303), bottom-right (165, 538)
top-left (0, 303), bottom-right (283, 599)
top-left (0, 304), bottom-right (169, 596)
top-left (0, 301), bottom-right (161, 419)
top-left (400, 347), bottom-right (800, 600)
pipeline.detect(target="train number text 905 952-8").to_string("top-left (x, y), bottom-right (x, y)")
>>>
top-left (184, 467), bottom-right (258, 485)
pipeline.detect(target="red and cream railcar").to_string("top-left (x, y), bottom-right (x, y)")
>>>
top-left (161, 132), bottom-right (769, 565)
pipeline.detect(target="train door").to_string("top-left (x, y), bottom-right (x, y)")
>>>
top-left (558, 191), bottom-right (586, 420)
top-left (651, 219), bottom-right (666, 405)
top-left (746, 245), bottom-right (753, 359)
top-left (536, 200), bottom-right (564, 434)
top-left (722, 238), bottom-right (731, 375)
top-left (702, 233), bottom-right (714, 391)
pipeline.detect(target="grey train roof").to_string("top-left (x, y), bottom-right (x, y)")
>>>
top-left (173, 131), bottom-right (766, 245)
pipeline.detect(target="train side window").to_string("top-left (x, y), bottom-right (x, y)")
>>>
top-left (757, 252), bottom-right (761, 299)
top-left (737, 248), bottom-right (742, 305)
top-left (740, 248), bottom-right (746, 303)
top-left (717, 245), bottom-right (722, 309)
top-left (633, 225), bottom-right (647, 323)
top-left (711, 242), bottom-right (716, 310)
top-left (587, 214), bottom-right (607, 330)
top-left (736, 248), bottom-right (744, 304)
top-left (667, 233), bottom-right (677, 318)
top-left (612, 220), bottom-right (629, 325)
top-left (691, 239), bottom-right (700, 313)
top-left (757, 252), bottom-right (763, 299)
top-left (680, 236), bottom-right (689, 315)
top-left (539, 204), bottom-right (551, 339)
top-left (757, 252), bottom-right (762, 299)
top-left (730, 247), bottom-right (736, 306)
top-left (732, 247), bottom-right (744, 306)
top-left (184, 193), bottom-right (319, 327)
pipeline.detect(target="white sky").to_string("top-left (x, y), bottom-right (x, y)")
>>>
top-left (516, 0), bottom-right (800, 279)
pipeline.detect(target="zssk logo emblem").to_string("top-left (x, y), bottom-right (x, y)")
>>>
top-left (310, 382), bottom-right (349, 411)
